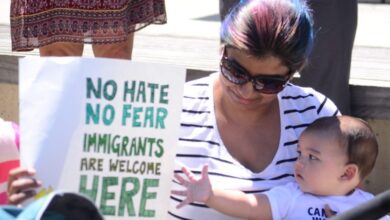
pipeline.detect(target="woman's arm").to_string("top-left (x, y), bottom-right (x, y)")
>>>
top-left (171, 165), bottom-right (272, 220)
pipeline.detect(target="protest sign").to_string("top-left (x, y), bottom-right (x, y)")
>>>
top-left (19, 57), bottom-right (186, 219)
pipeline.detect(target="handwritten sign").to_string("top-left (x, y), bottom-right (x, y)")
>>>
top-left (19, 57), bottom-right (185, 219)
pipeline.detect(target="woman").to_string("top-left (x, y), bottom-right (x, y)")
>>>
top-left (10, 0), bottom-right (166, 59)
top-left (169, 0), bottom-right (338, 219)
top-left (8, 0), bottom-right (339, 219)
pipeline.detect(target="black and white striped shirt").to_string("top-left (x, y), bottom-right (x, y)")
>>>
top-left (169, 73), bottom-right (339, 220)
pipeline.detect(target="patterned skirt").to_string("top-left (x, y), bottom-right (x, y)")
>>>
top-left (10, 0), bottom-right (167, 51)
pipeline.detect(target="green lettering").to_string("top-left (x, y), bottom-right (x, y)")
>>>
top-left (143, 107), bottom-right (154, 128)
top-left (79, 175), bottom-right (99, 202)
top-left (136, 81), bottom-right (146, 103)
top-left (121, 136), bottom-right (129, 156)
top-left (86, 78), bottom-right (101, 99)
top-left (122, 104), bottom-right (132, 126)
top-left (139, 179), bottom-right (159, 217)
top-left (123, 81), bottom-right (136, 102)
top-left (102, 104), bottom-right (115, 126)
top-left (100, 177), bottom-right (118, 216)
top-left (155, 139), bottom-right (164, 158)
top-left (88, 133), bottom-right (97, 152)
top-left (159, 85), bottom-right (169, 104)
top-left (156, 107), bottom-right (168, 129)
top-left (137, 137), bottom-right (146, 156)
top-left (132, 107), bottom-right (142, 127)
top-left (86, 103), bottom-right (100, 125)
top-left (147, 83), bottom-right (158, 103)
top-left (103, 80), bottom-right (117, 101)
top-left (118, 177), bottom-right (140, 216)
top-left (147, 138), bottom-right (156, 157)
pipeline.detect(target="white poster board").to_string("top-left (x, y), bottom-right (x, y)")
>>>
top-left (19, 57), bottom-right (186, 219)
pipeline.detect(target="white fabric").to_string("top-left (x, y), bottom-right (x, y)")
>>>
top-left (169, 73), bottom-right (339, 220)
top-left (265, 182), bottom-right (389, 220)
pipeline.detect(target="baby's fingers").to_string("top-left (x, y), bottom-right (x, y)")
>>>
top-left (176, 198), bottom-right (191, 209)
top-left (171, 189), bottom-right (188, 197)
top-left (174, 174), bottom-right (189, 186)
top-left (201, 164), bottom-right (209, 179)
top-left (182, 167), bottom-right (196, 182)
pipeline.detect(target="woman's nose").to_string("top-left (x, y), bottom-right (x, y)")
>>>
top-left (239, 82), bottom-right (256, 97)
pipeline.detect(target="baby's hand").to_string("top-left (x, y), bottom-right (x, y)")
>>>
top-left (171, 164), bottom-right (212, 209)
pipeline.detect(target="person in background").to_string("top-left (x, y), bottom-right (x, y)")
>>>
top-left (7, 1), bottom-right (339, 219)
top-left (172, 116), bottom-right (389, 220)
top-left (0, 118), bottom-right (20, 204)
top-left (297, 0), bottom-right (358, 115)
top-left (10, 0), bottom-right (167, 59)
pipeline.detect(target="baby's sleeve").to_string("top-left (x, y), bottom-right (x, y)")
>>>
top-left (263, 182), bottom-right (299, 220)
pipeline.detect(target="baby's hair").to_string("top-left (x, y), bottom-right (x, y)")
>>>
top-left (303, 116), bottom-right (378, 180)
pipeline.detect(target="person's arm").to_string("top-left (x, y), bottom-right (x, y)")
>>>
top-left (7, 167), bottom-right (41, 205)
top-left (171, 165), bottom-right (272, 220)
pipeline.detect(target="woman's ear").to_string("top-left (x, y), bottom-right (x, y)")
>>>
top-left (340, 164), bottom-right (359, 181)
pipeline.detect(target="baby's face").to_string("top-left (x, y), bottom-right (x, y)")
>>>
top-left (294, 132), bottom-right (348, 196)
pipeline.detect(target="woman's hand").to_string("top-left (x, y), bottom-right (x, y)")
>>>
top-left (171, 164), bottom-right (212, 209)
top-left (7, 167), bottom-right (42, 205)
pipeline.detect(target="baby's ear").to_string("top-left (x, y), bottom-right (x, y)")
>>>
top-left (341, 164), bottom-right (359, 181)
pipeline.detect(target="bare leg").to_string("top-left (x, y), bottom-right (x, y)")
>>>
top-left (92, 33), bottom-right (135, 60)
top-left (39, 42), bottom-right (84, 56)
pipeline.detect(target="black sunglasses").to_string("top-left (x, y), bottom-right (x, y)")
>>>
top-left (220, 47), bottom-right (291, 94)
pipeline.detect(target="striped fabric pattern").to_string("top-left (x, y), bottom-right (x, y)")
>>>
top-left (0, 119), bottom-right (20, 204)
top-left (168, 73), bottom-right (339, 220)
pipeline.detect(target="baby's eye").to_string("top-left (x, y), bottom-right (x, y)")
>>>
top-left (308, 154), bottom-right (318, 160)
top-left (296, 150), bottom-right (301, 157)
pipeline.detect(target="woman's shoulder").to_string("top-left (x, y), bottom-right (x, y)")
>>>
top-left (181, 74), bottom-right (215, 111)
top-left (281, 83), bottom-right (326, 101)
top-left (183, 73), bottom-right (215, 96)
top-left (280, 83), bottom-right (340, 117)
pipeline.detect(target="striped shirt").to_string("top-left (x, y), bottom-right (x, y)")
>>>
top-left (169, 73), bottom-right (339, 220)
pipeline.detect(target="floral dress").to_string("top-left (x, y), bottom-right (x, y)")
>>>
top-left (10, 0), bottom-right (166, 51)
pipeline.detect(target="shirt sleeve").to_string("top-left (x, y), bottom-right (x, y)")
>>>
top-left (263, 182), bottom-right (299, 220)
top-left (310, 87), bottom-right (340, 117)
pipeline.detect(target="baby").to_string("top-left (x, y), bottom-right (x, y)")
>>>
top-left (172, 116), bottom-right (389, 220)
